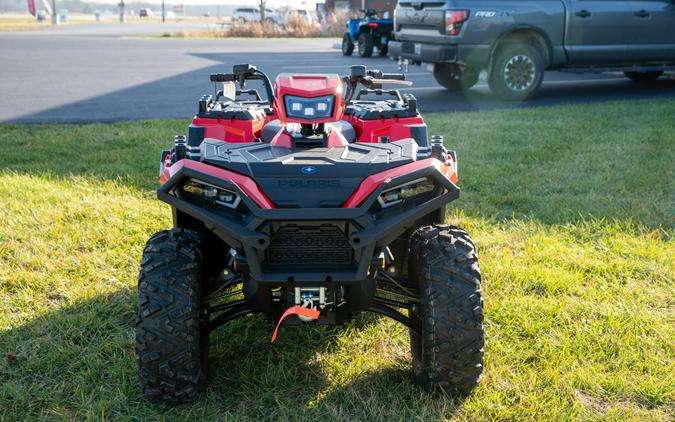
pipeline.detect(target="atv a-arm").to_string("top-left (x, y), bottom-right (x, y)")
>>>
top-left (198, 271), bottom-right (423, 335)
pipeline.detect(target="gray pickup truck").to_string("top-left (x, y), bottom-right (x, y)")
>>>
top-left (389, 0), bottom-right (675, 100)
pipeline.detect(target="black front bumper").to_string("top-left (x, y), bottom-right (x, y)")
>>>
top-left (158, 163), bottom-right (459, 286)
top-left (388, 40), bottom-right (491, 67)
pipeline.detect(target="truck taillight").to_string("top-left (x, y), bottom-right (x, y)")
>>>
top-left (445, 10), bottom-right (469, 35)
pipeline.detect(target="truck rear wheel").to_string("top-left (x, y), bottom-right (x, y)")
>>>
top-left (409, 225), bottom-right (484, 395)
top-left (342, 33), bottom-right (354, 56)
top-left (624, 71), bottom-right (663, 83)
top-left (358, 32), bottom-right (374, 57)
top-left (433, 64), bottom-right (479, 91)
top-left (489, 42), bottom-right (544, 101)
top-left (136, 229), bottom-right (209, 404)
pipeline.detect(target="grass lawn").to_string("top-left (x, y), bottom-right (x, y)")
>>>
top-left (0, 99), bottom-right (673, 420)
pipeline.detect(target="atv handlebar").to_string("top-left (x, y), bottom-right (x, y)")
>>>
top-left (210, 64), bottom-right (275, 106)
top-left (209, 64), bottom-right (410, 108)
top-left (344, 66), bottom-right (410, 103)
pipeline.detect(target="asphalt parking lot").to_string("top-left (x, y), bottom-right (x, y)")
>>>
top-left (1, 23), bottom-right (674, 123)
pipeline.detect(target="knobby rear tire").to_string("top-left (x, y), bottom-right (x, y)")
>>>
top-left (342, 33), bottom-right (354, 56)
top-left (358, 32), bottom-right (374, 57)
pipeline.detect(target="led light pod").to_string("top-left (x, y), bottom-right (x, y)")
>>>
top-left (283, 95), bottom-right (335, 120)
top-left (182, 179), bottom-right (241, 209)
top-left (377, 178), bottom-right (436, 208)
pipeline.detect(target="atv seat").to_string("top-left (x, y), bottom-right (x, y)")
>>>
top-left (260, 119), bottom-right (357, 143)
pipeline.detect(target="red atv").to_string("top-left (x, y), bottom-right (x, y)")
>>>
top-left (136, 64), bottom-right (483, 403)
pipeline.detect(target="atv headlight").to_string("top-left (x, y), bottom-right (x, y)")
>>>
top-left (182, 179), bottom-right (241, 209)
top-left (377, 178), bottom-right (436, 208)
top-left (284, 95), bottom-right (334, 120)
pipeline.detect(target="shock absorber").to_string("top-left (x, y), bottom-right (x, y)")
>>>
top-left (173, 135), bottom-right (187, 162)
top-left (431, 135), bottom-right (445, 160)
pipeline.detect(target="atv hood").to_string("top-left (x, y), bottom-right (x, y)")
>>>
top-left (199, 138), bottom-right (420, 208)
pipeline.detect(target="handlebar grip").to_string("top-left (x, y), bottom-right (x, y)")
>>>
top-left (210, 73), bottom-right (264, 82)
top-left (366, 69), bottom-right (406, 80)
top-left (370, 79), bottom-right (413, 87)
top-left (210, 73), bottom-right (235, 82)
top-left (379, 73), bottom-right (406, 81)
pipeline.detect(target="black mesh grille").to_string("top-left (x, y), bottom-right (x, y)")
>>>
top-left (267, 225), bottom-right (353, 267)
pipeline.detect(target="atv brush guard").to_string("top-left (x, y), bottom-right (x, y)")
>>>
top-left (136, 64), bottom-right (484, 404)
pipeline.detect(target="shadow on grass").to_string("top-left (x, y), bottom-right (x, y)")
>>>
top-left (0, 289), bottom-right (461, 420)
top-left (0, 122), bottom-right (189, 192)
top-left (3, 95), bottom-right (674, 229)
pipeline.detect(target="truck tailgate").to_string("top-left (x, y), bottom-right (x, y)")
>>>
top-left (395, 1), bottom-right (448, 43)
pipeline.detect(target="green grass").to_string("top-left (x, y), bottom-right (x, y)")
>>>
top-left (1, 99), bottom-right (673, 420)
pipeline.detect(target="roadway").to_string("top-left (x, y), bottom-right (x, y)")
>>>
top-left (1, 22), bottom-right (674, 123)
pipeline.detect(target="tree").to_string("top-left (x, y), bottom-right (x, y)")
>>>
top-left (257, 0), bottom-right (266, 24)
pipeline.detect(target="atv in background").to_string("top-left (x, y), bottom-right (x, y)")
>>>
top-left (342, 9), bottom-right (393, 58)
top-left (136, 64), bottom-right (483, 404)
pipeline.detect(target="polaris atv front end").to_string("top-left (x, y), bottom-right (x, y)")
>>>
top-left (136, 64), bottom-right (483, 404)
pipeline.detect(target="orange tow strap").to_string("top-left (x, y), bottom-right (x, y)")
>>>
top-left (271, 306), bottom-right (321, 342)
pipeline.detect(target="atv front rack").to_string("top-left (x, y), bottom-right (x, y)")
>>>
top-left (158, 158), bottom-right (459, 286)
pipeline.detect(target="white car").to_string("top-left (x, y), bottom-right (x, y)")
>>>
top-left (285, 9), bottom-right (314, 25)
top-left (233, 7), bottom-right (282, 24)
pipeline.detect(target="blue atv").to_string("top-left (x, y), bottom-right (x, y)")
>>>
top-left (342, 9), bottom-right (394, 58)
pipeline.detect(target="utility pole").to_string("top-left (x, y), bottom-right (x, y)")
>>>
top-left (118, 0), bottom-right (125, 23)
top-left (51, 0), bottom-right (58, 25)
top-left (162, 0), bottom-right (166, 23)
top-left (257, 0), bottom-right (266, 24)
